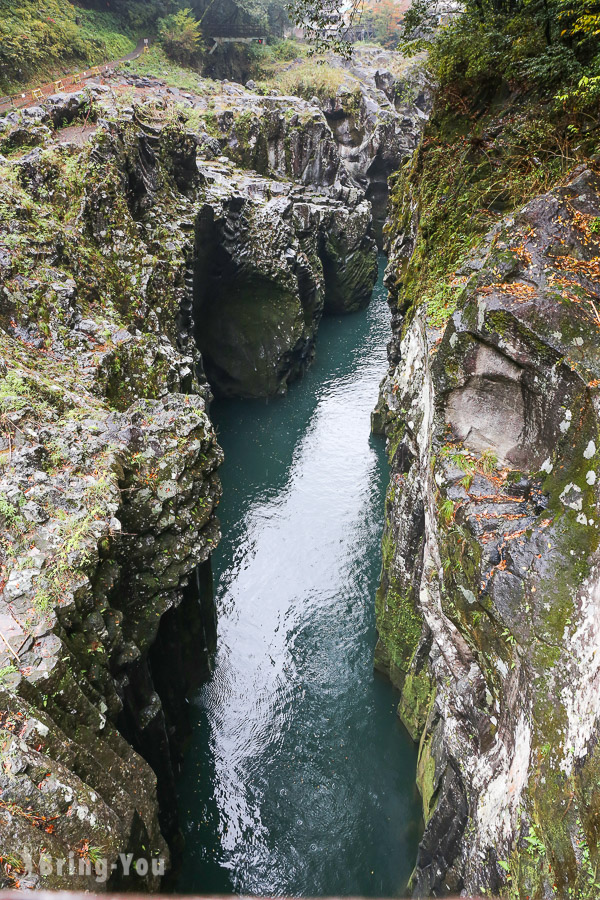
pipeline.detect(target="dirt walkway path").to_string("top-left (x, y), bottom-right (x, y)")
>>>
top-left (0, 37), bottom-right (149, 114)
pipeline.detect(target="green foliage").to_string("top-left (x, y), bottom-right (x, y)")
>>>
top-left (0, 665), bottom-right (17, 684)
top-left (386, 94), bottom-right (592, 336)
top-left (0, 498), bottom-right (27, 536)
top-left (0, 0), bottom-right (135, 92)
top-left (249, 36), bottom-right (306, 77)
top-left (426, 5), bottom-right (595, 101)
top-left (158, 7), bottom-right (202, 63)
top-left (193, 0), bottom-right (289, 35)
top-left (30, 472), bottom-right (114, 616)
top-left (84, 845), bottom-right (105, 865)
top-left (501, 626), bottom-right (517, 647)
top-left (115, 0), bottom-right (180, 33)
top-left (121, 44), bottom-right (207, 91)
top-left (559, 0), bottom-right (600, 40)
top-left (520, 41), bottom-right (583, 88)
top-left (0, 372), bottom-right (30, 413)
top-left (363, 0), bottom-right (405, 49)
top-left (428, 15), bottom-right (514, 92)
top-left (556, 57), bottom-right (600, 110)
top-left (268, 58), bottom-right (347, 99)
top-left (440, 497), bottom-right (456, 524)
top-left (0, 0), bottom-right (182, 93)
top-left (0, 853), bottom-right (25, 882)
top-left (425, 279), bottom-right (462, 326)
top-left (523, 824), bottom-right (546, 855)
top-left (480, 449), bottom-right (498, 474)
top-left (399, 0), bottom-right (600, 108)
top-left (397, 0), bottom-right (438, 52)
top-left (263, 37), bottom-right (302, 59)
top-left (441, 446), bottom-right (476, 477)
top-left (285, 0), bottom-right (362, 57)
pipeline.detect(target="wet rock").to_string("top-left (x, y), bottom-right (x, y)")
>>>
top-left (193, 161), bottom-right (377, 393)
top-left (377, 167), bottom-right (600, 898)
top-left (0, 54), bottom-right (426, 887)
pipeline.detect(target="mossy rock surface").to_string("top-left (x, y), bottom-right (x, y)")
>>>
top-left (377, 161), bottom-right (600, 897)
top-left (199, 277), bottom-right (307, 398)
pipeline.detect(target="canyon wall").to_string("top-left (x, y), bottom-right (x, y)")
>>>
top-left (375, 157), bottom-right (600, 897)
top-left (0, 51), bottom-right (425, 889)
top-left (0, 96), bottom-right (225, 890)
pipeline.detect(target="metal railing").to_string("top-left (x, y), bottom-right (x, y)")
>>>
top-left (0, 38), bottom-right (149, 115)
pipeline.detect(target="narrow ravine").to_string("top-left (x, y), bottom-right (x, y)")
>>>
top-left (177, 257), bottom-right (421, 897)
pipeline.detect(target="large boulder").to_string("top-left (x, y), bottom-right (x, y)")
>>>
top-left (319, 198), bottom-right (378, 313)
top-left (193, 165), bottom-right (323, 398)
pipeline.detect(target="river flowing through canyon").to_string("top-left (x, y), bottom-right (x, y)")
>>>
top-left (177, 258), bottom-right (421, 897)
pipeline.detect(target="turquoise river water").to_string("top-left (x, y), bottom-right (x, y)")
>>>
top-left (177, 258), bottom-right (421, 897)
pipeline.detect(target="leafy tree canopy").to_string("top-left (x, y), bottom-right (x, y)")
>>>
top-left (158, 6), bottom-right (202, 62)
top-left (285, 0), bottom-right (600, 103)
top-left (363, 0), bottom-right (406, 49)
top-left (191, 0), bottom-right (289, 35)
top-left (284, 0), bottom-right (364, 55)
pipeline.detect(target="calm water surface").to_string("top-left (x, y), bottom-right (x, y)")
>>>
top-left (178, 258), bottom-right (421, 897)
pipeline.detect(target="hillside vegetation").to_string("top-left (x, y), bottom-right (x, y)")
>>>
top-left (391, 0), bottom-right (600, 329)
top-left (0, 0), bottom-right (187, 94)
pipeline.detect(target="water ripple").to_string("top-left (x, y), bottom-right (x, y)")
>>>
top-left (177, 258), bottom-right (421, 897)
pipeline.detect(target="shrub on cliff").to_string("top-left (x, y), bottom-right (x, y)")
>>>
top-left (425, 11), bottom-right (597, 102)
top-left (394, 0), bottom-right (600, 109)
top-left (379, 0), bottom-right (600, 334)
top-left (270, 59), bottom-right (347, 99)
top-left (158, 7), bottom-right (203, 64)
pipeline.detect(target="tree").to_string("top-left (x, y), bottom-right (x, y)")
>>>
top-left (558, 0), bottom-right (600, 39)
top-left (285, 0), bottom-right (365, 55)
top-left (192, 0), bottom-right (288, 34)
top-left (158, 7), bottom-right (202, 62)
top-left (364, 0), bottom-right (406, 48)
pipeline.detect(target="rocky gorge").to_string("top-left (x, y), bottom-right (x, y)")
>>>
top-left (0, 48), bottom-right (427, 890)
top-left (373, 142), bottom-right (600, 895)
top-left (5, 28), bottom-right (598, 900)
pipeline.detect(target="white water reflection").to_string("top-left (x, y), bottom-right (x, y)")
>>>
top-left (179, 259), bottom-right (420, 898)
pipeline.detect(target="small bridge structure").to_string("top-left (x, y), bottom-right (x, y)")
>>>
top-left (205, 24), bottom-right (266, 55)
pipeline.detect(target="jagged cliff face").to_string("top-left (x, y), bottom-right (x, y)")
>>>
top-left (0, 94), bottom-right (225, 890)
top-left (200, 48), bottom-right (429, 244)
top-left (321, 48), bottom-right (431, 241)
top-left (192, 161), bottom-right (376, 396)
top-left (0, 54), bottom-right (426, 889)
top-left (375, 163), bottom-right (600, 897)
